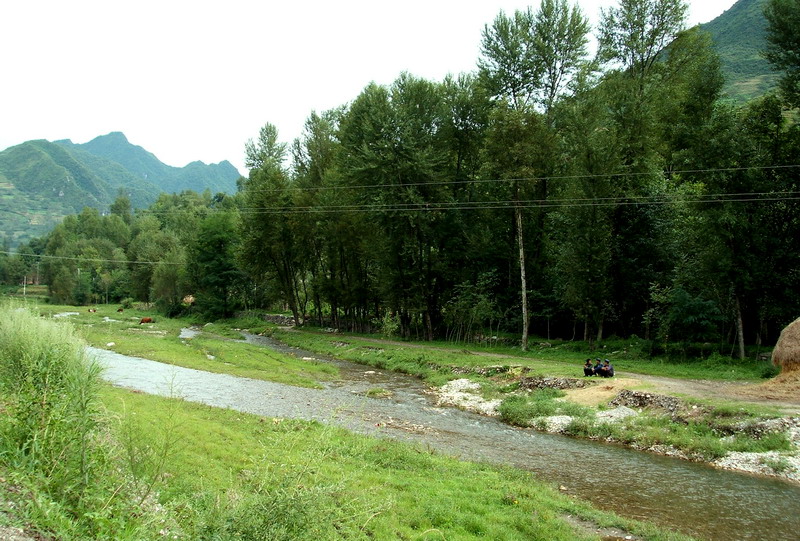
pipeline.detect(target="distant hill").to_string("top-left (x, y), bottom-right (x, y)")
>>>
top-left (57, 132), bottom-right (241, 194)
top-left (702, 0), bottom-right (779, 101)
top-left (0, 133), bottom-right (241, 247)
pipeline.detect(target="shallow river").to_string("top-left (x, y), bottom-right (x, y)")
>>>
top-left (90, 333), bottom-right (800, 541)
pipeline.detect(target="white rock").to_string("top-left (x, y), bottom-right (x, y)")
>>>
top-left (435, 378), bottom-right (501, 416)
top-left (596, 406), bottom-right (638, 423)
top-left (541, 415), bottom-right (573, 433)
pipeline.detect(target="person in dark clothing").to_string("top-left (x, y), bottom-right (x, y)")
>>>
top-left (592, 358), bottom-right (603, 376)
top-left (583, 359), bottom-right (594, 376)
top-left (599, 359), bottom-right (614, 378)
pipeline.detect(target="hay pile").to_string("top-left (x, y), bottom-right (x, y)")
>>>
top-left (741, 371), bottom-right (800, 402)
top-left (772, 317), bottom-right (800, 373)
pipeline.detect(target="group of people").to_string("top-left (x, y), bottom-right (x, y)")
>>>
top-left (583, 358), bottom-right (614, 378)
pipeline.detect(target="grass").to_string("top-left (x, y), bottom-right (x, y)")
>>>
top-left (262, 326), bottom-right (771, 382)
top-left (38, 303), bottom-right (338, 388)
top-left (97, 385), bottom-right (694, 541)
top-left (0, 302), bottom-right (693, 539)
top-left (499, 389), bottom-right (596, 426)
top-left (38, 306), bottom-right (791, 463)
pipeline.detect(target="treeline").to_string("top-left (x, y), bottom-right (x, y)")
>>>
top-left (4, 0), bottom-right (799, 357)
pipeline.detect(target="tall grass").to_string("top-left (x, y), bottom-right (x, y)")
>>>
top-left (0, 304), bottom-right (165, 538)
top-left (0, 305), bottom-right (104, 505)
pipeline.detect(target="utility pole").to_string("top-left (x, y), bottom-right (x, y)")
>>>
top-left (22, 275), bottom-right (26, 298)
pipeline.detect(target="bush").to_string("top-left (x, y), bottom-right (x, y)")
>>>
top-left (498, 389), bottom-right (593, 427)
top-left (0, 306), bottom-right (103, 503)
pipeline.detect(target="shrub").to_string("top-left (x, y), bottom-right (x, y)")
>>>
top-left (0, 304), bottom-right (163, 538)
top-left (0, 306), bottom-right (104, 504)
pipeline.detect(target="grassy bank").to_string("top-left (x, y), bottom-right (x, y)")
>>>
top-left (0, 303), bottom-right (692, 540)
top-left (97, 386), bottom-right (693, 540)
top-left (29, 305), bottom-right (797, 463)
top-left (38, 303), bottom-right (338, 388)
top-left (262, 325), bottom-right (774, 382)
top-left (233, 325), bottom-right (794, 463)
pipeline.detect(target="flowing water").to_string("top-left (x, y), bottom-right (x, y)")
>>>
top-left (90, 333), bottom-right (800, 541)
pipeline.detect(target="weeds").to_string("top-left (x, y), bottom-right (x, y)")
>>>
top-left (0, 304), bottom-right (165, 538)
top-left (499, 390), bottom-right (595, 427)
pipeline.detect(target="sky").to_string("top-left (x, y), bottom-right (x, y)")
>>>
top-left (1, 0), bottom-right (738, 175)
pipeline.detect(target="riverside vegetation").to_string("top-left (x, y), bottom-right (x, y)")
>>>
top-left (0, 303), bottom-right (698, 540)
top-left (33, 301), bottom-right (800, 469)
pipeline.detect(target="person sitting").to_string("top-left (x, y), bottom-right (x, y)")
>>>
top-left (592, 358), bottom-right (603, 376)
top-left (599, 359), bottom-right (615, 378)
top-left (583, 359), bottom-right (594, 376)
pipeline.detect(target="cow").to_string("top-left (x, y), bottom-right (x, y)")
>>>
top-left (88, 308), bottom-right (97, 313)
top-left (139, 317), bottom-right (153, 324)
top-left (117, 308), bottom-right (124, 313)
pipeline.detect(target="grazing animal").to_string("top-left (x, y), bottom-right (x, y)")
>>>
top-left (139, 317), bottom-right (153, 324)
top-left (88, 308), bottom-right (97, 313)
top-left (117, 308), bottom-right (124, 313)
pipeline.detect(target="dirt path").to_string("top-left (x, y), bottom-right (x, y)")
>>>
top-left (288, 329), bottom-right (800, 414)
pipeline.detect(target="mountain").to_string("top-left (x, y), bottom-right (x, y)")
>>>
top-left (0, 133), bottom-right (241, 247)
top-left (702, 0), bottom-right (779, 101)
top-left (57, 132), bottom-right (241, 194)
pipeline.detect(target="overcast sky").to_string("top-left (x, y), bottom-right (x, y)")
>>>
top-left (1, 0), bottom-right (737, 175)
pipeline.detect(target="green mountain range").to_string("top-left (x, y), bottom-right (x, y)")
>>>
top-left (702, 0), bottom-right (779, 101)
top-left (0, 133), bottom-right (241, 248)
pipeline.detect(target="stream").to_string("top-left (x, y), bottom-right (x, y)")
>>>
top-left (89, 332), bottom-right (800, 541)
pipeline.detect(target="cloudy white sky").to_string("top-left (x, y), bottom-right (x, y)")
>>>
top-left (1, 0), bottom-right (737, 174)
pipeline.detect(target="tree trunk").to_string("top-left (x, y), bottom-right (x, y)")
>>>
top-left (735, 295), bottom-right (746, 360)
top-left (596, 318), bottom-right (604, 342)
top-left (516, 205), bottom-right (529, 351)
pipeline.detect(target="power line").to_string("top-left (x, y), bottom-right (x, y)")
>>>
top-left (0, 250), bottom-right (179, 266)
top-left (239, 164), bottom-right (800, 195)
top-left (234, 190), bottom-right (800, 213)
top-left (234, 193), bottom-right (800, 214)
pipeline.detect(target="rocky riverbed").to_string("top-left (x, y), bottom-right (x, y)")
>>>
top-left (432, 377), bottom-right (800, 483)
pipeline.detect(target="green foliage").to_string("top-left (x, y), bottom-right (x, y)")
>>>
top-left (0, 133), bottom-right (240, 250)
top-left (499, 389), bottom-right (594, 426)
top-left (0, 305), bottom-right (101, 499)
top-left (187, 211), bottom-right (243, 319)
top-left (763, 0), bottom-right (800, 106)
top-left (703, 0), bottom-right (779, 101)
top-left (0, 304), bottom-right (170, 538)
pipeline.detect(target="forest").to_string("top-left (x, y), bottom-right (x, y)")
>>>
top-left (2, 0), bottom-right (799, 358)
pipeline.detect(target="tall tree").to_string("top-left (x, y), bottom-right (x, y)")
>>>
top-left (188, 212), bottom-right (243, 318)
top-left (479, 1), bottom-right (587, 349)
top-left (239, 123), bottom-right (307, 324)
top-left (764, 0), bottom-right (800, 108)
top-left (533, 0), bottom-right (590, 114)
top-left (598, 0), bottom-right (688, 91)
top-left (478, 8), bottom-right (540, 110)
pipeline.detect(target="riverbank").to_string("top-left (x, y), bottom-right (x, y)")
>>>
top-left (257, 326), bottom-right (800, 485)
top-left (433, 376), bottom-right (800, 483)
top-left (5, 304), bottom-right (697, 540)
top-left (44, 302), bottom-right (800, 484)
top-left (48, 300), bottom-right (800, 484)
top-left (18, 304), bottom-right (800, 539)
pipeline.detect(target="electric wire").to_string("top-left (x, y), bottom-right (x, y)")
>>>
top-left (240, 163), bottom-right (800, 195)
